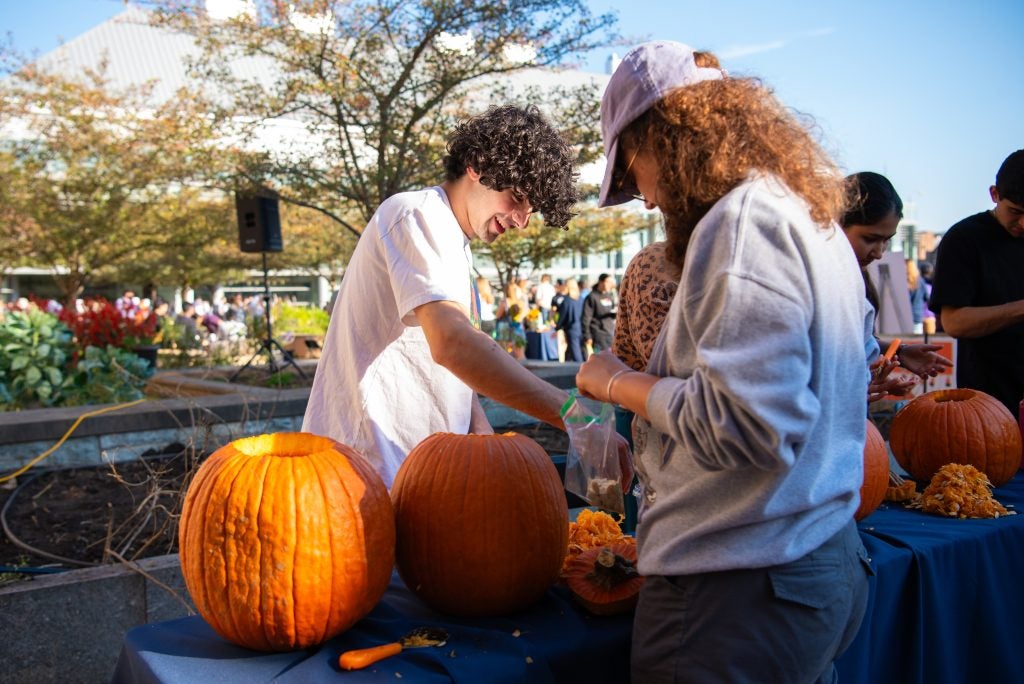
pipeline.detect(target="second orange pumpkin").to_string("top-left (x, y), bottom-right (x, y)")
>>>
top-left (391, 432), bottom-right (569, 617)
top-left (889, 389), bottom-right (1021, 487)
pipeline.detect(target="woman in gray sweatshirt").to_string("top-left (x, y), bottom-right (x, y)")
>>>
top-left (577, 40), bottom-right (877, 683)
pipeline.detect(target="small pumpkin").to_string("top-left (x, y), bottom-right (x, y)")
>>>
top-left (564, 540), bottom-right (644, 615)
top-left (391, 432), bottom-right (569, 617)
top-left (178, 432), bottom-right (395, 651)
top-left (889, 388), bottom-right (1021, 487)
top-left (856, 420), bottom-right (889, 521)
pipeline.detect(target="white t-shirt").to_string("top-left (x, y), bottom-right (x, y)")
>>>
top-left (535, 281), bottom-right (556, 309)
top-left (478, 293), bottom-right (497, 323)
top-left (303, 187), bottom-right (475, 487)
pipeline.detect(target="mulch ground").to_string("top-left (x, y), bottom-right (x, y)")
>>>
top-left (0, 448), bottom-right (196, 574)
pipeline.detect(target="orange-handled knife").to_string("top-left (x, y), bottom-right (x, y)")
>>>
top-left (882, 338), bottom-right (901, 363)
top-left (339, 626), bottom-right (449, 670)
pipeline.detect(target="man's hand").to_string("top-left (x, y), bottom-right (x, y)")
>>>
top-left (469, 394), bottom-right (495, 434)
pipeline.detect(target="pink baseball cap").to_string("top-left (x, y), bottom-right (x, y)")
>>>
top-left (598, 40), bottom-right (725, 207)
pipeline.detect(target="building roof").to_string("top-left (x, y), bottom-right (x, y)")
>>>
top-left (34, 5), bottom-right (276, 104)
top-left (33, 5), bottom-right (609, 107)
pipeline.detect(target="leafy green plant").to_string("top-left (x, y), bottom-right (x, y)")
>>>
top-left (0, 308), bottom-right (74, 409)
top-left (157, 316), bottom-right (182, 349)
top-left (264, 371), bottom-right (299, 388)
top-left (62, 345), bottom-right (153, 406)
top-left (272, 301), bottom-right (329, 336)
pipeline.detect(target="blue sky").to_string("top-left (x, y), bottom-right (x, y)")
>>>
top-left (3, 0), bottom-right (1022, 235)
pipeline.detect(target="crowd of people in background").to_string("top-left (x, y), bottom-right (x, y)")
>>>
top-left (478, 271), bottom-right (622, 362)
top-left (113, 290), bottom-right (257, 348)
top-left (467, 231), bottom-right (955, 367)
top-left (1, 289), bottom-right (271, 351)
top-left (0, 231), bottom-right (989, 371)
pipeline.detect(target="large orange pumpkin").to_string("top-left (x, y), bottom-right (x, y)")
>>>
top-left (889, 389), bottom-right (1021, 487)
top-left (178, 432), bottom-right (395, 651)
top-left (856, 420), bottom-right (889, 521)
top-left (391, 432), bottom-right (569, 617)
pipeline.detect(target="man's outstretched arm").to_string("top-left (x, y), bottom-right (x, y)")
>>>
top-left (416, 299), bottom-right (568, 429)
top-left (940, 301), bottom-right (1024, 338)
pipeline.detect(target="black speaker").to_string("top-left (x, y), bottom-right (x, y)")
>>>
top-left (236, 193), bottom-right (283, 253)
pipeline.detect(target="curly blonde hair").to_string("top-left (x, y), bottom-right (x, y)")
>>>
top-left (619, 59), bottom-right (844, 269)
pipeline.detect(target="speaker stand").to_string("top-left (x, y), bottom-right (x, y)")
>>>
top-left (230, 252), bottom-right (307, 383)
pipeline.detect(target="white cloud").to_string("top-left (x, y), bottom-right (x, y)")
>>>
top-left (718, 40), bottom-right (786, 59)
top-left (717, 26), bottom-right (834, 60)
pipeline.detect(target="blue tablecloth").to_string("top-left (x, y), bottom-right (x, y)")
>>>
top-left (836, 471), bottom-right (1024, 683)
top-left (112, 574), bottom-right (631, 683)
top-left (525, 331), bottom-right (558, 361)
top-left (113, 473), bottom-right (1024, 684)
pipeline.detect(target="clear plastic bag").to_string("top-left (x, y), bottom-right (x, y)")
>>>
top-left (561, 390), bottom-right (627, 514)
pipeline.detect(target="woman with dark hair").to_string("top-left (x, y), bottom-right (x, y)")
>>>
top-left (841, 170), bottom-right (903, 313)
top-left (575, 41), bottom-right (875, 682)
top-left (841, 171), bottom-right (951, 401)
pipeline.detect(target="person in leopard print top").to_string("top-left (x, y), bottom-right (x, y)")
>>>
top-left (612, 241), bottom-right (679, 371)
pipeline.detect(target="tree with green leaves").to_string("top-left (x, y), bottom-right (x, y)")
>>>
top-left (285, 206), bottom-right (362, 290)
top-left (0, 56), bottom-right (232, 306)
top-left (143, 0), bottom-right (619, 239)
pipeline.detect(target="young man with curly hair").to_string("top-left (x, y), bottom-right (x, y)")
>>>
top-left (304, 105), bottom-right (626, 488)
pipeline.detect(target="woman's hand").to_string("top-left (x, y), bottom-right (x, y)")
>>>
top-left (868, 356), bottom-right (916, 402)
top-left (868, 374), bottom-right (917, 402)
top-left (576, 351), bottom-right (632, 403)
top-left (897, 343), bottom-right (953, 378)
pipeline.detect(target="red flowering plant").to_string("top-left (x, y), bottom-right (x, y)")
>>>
top-left (58, 297), bottom-right (159, 351)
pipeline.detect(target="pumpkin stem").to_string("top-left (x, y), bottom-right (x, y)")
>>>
top-left (586, 547), bottom-right (639, 590)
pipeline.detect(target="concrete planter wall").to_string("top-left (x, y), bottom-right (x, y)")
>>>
top-left (0, 554), bottom-right (191, 684)
top-left (0, 361), bottom-right (577, 473)
top-left (0, 365), bottom-right (318, 473)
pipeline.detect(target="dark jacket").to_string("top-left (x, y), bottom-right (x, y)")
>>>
top-left (556, 295), bottom-right (583, 336)
top-left (582, 289), bottom-right (617, 350)
top-left (556, 295), bottom-right (586, 362)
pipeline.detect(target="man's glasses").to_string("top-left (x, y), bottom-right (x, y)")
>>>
top-left (615, 146), bottom-right (645, 202)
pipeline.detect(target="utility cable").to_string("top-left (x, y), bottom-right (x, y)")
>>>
top-left (1, 471), bottom-right (96, 567)
top-left (0, 398), bottom-right (145, 485)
